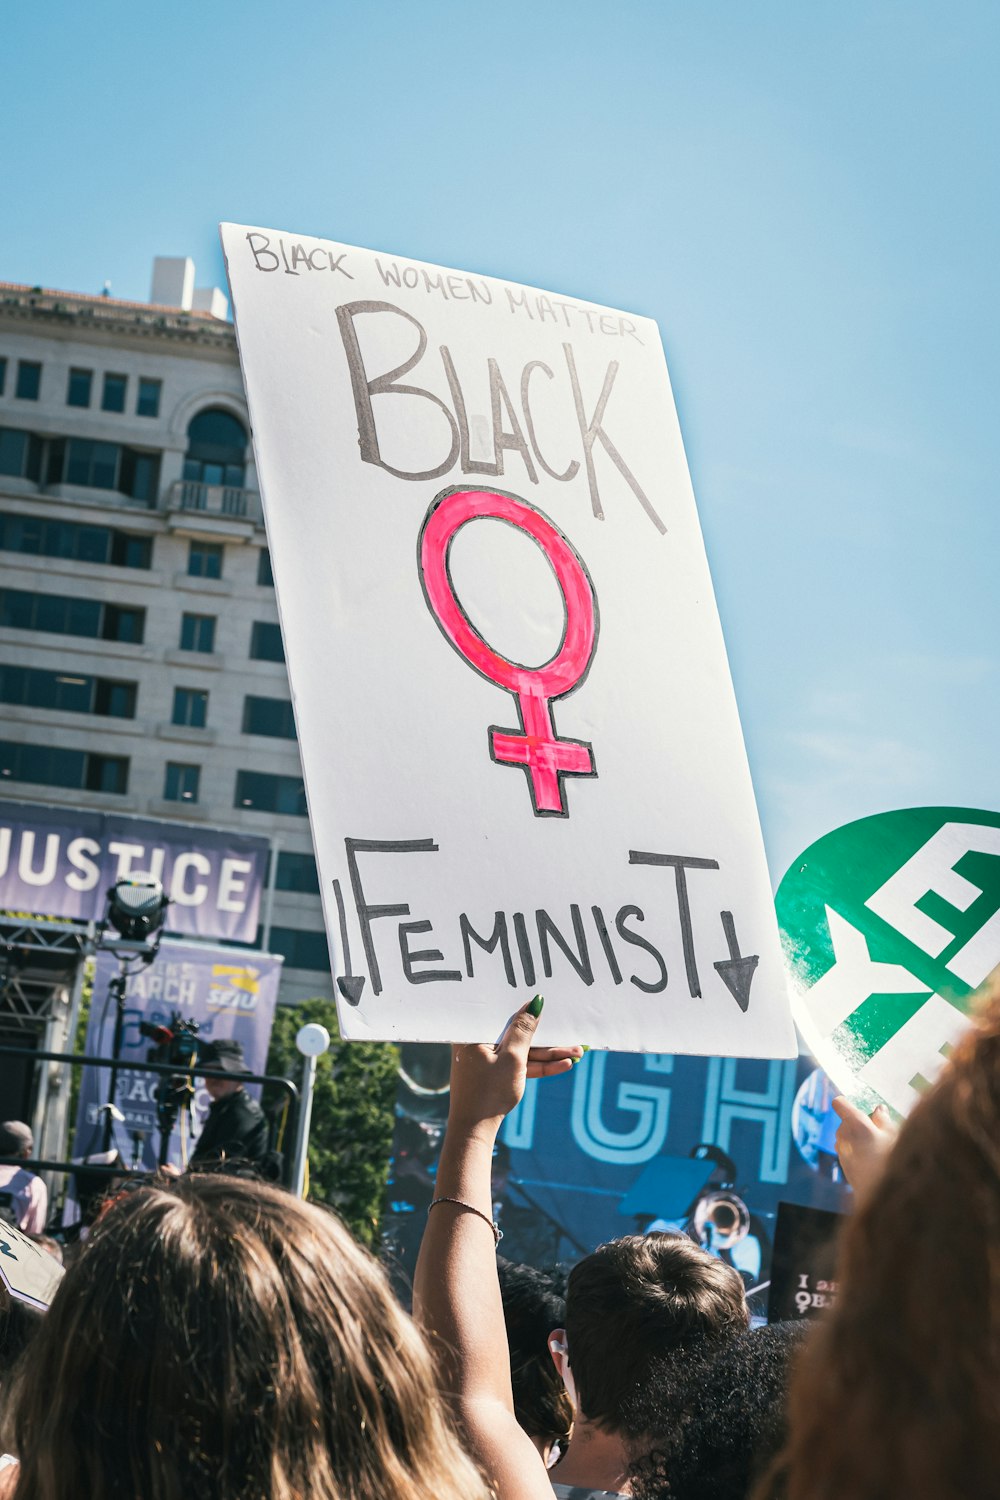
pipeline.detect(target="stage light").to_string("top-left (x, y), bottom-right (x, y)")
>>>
top-left (105, 877), bottom-right (169, 943)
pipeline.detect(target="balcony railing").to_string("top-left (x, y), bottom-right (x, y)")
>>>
top-left (166, 480), bottom-right (261, 522)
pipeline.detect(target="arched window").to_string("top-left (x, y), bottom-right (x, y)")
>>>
top-left (183, 408), bottom-right (247, 488)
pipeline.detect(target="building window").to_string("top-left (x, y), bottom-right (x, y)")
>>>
top-left (0, 588), bottom-right (144, 643)
top-left (267, 925), bottom-right (330, 971)
top-left (187, 539), bottom-right (223, 579)
top-left (0, 740), bottom-right (128, 794)
top-left (163, 762), bottom-right (200, 802)
top-left (15, 362), bottom-right (41, 401)
top-left (172, 686), bottom-right (208, 728)
top-left (257, 549), bottom-right (273, 586)
top-left (0, 358), bottom-right (6, 395)
top-left (183, 407), bottom-right (247, 488)
top-left (66, 368), bottom-right (93, 408)
top-left (242, 695), bottom-right (296, 739)
top-left (65, 439), bottom-right (119, 490)
top-left (273, 851), bottom-right (320, 893)
top-left (179, 613), bottom-right (216, 653)
top-left (0, 429), bottom-right (43, 482)
top-left (249, 620), bottom-right (284, 662)
top-left (234, 769), bottom-right (307, 816)
top-left (0, 665), bottom-right (137, 719)
top-left (102, 372), bottom-right (127, 413)
top-left (136, 378), bottom-right (161, 418)
top-left (0, 512), bottom-right (152, 568)
top-left (58, 438), bottom-right (160, 503)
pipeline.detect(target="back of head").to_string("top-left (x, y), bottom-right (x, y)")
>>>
top-left (0, 1122), bottom-right (32, 1159)
top-left (7, 1174), bottom-right (487, 1500)
top-left (566, 1233), bottom-right (749, 1430)
top-left (765, 984), bottom-right (1000, 1500)
top-left (497, 1258), bottom-right (572, 1453)
top-left (627, 1322), bottom-right (808, 1500)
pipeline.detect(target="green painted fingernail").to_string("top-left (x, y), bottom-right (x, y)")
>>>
top-left (527, 994), bottom-right (544, 1017)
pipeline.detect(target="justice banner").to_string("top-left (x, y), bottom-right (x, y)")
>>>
top-left (0, 800), bottom-right (268, 944)
top-left (222, 223), bottom-right (796, 1056)
top-left (73, 940), bottom-right (282, 1171)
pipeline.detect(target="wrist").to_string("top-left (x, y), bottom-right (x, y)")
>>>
top-left (444, 1113), bottom-right (503, 1149)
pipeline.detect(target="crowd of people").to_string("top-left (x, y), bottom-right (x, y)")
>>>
top-left (1, 983), bottom-right (998, 1499)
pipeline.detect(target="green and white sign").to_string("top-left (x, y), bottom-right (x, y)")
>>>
top-left (777, 807), bottom-right (1000, 1117)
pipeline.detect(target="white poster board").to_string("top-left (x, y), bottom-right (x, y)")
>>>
top-left (222, 222), bottom-right (795, 1057)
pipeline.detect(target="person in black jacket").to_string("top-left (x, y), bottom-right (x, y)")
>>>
top-left (189, 1039), bottom-right (268, 1172)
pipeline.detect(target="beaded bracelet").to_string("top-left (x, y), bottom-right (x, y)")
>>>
top-left (427, 1196), bottom-right (503, 1245)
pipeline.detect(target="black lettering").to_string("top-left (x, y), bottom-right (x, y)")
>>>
top-left (564, 345), bottom-right (666, 535)
top-left (460, 911), bottom-right (516, 986)
top-left (328, 252), bottom-right (352, 278)
top-left (421, 270), bottom-right (448, 299)
top-left (628, 851), bottom-right (720, 998)
top-left (615, 904), bottom-right (668, 994)
top-left (291, 243), bottom-right (310, 272)
top-left (440, 346), bottom-right (500, 476)
top-left (489, 358), bottom-right (538, 482)
top-left (505, 286), bottom-right (533, 318)
top-left (512, 911), bottom-right (536, 986)
top-left (308, 248), bottom-right (328, 271)
top-left (375, 259), bottom-right (402, 288)
top-left (398, 919), bottom-right (461, 984)
top-left (591, 905), bottom-right (623, 985)
top-left (446, 275), bottom-right (469, 301)
top-left (468, 279), bottom-right (493, 305)
top-left (521, 360), bottom-right (580, 482)
top-left (278, 237), bottom-right (297, 276)
top-left (344, 836), bottom-right (438, 996)
top-left (246, 232), bottom-right (279, 272)
top-left (335, 302), bottom-right (460, 482)
top-left (536, 905), bottom-right (593, 985)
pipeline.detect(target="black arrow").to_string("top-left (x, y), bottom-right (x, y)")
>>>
top-left (713, 911), bottom-right (758, 1013)
top-left (332, 878), bottom-right (366, 1006)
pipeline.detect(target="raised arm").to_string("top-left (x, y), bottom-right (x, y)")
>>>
top-left (413, 998), bottom-right (581, 1500)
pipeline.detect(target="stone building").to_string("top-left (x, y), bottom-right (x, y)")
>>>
top-left (0, 257), bottom-right (333, 1011)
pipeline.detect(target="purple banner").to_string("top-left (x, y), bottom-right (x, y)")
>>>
top-left (0, 800), bottom-right (267, 943)
top-left (73, 940), bottom-right (282, 1171)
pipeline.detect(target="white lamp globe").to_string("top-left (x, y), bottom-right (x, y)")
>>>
top-left (295, 1022), bottom-right (331, 1058)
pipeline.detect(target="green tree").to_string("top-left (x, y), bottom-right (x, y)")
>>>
top-left (265, 997), bottom-right (399, 1247)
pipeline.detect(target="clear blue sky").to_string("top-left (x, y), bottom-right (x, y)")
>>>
top-left (4, 1), bottom-right (997, 881)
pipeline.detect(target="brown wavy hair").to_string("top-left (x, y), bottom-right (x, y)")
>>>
top-left (756, 986), bottom-right (1000, 1500)
top-left (3, 1174), bottom-right (489, 1500)
top-left (567, 1233), bottom-right (749, 1431)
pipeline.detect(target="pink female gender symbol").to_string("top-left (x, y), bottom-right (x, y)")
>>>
top-left (418, 487), bottom-right (599, 817)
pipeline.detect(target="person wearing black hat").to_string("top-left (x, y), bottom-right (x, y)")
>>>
top-left (189, 1039), bottom-right (269, 1171)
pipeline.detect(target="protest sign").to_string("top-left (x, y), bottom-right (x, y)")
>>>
top-left (777, 807), bottom-right (1000, 1116)
top-left (0, 1218), bottom-right (63, 1311)
top-left (766, 1202), bottom-right (842, 1324)
top-left (74, 940), bottom-right (282, 1171)
top-left (222, 222), bottom-right (796, 1056)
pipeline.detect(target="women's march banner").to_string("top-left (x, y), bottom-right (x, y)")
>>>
top-left (73, 940), bottom-right (282, 1171)
top-left (222, 222), bottom-right (796, 1057)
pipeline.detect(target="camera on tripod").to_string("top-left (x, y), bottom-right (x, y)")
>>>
top-left (139, 1014), bottom-right (201, 1161)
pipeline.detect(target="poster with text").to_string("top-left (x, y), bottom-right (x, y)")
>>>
top-left (73, 940), bottom-right (282, 1171)
top-left (222, 223), bottom-right (796, 1056)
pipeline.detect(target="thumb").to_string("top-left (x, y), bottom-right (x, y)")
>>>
top-left (502, 994), bottom-right (544, 1052)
